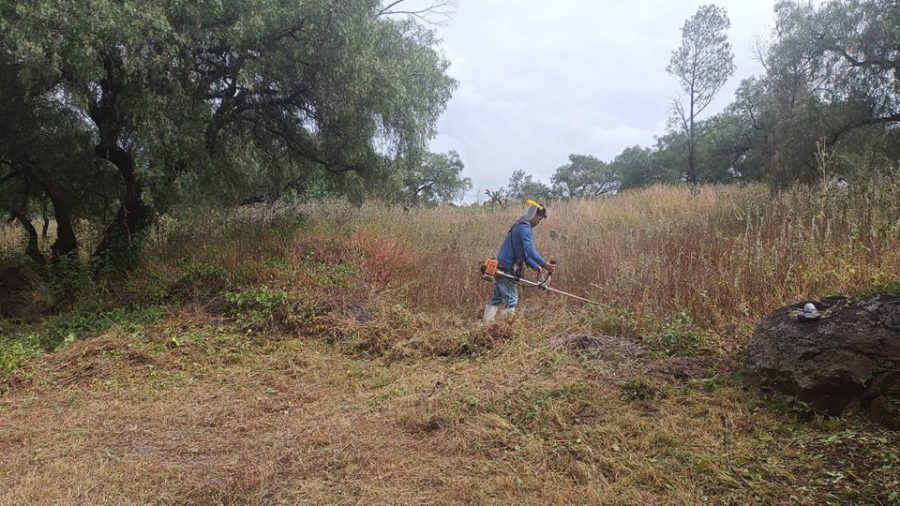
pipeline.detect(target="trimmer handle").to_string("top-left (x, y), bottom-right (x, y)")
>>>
top-left (537, 259), bottom-right (558, 287)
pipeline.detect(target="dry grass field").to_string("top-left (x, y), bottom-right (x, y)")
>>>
top-left (1, 181), bottom-right (899, 504)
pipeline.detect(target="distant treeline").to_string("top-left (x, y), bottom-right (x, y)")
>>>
top-left (493, 1), bottom-right (899, 202)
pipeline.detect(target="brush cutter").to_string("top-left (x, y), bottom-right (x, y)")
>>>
top-left (480, 258), bottom-right (601, 305)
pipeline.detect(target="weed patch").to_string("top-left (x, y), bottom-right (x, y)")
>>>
top-left (0, 306), bottom-right (163, 373)
top-left (168, 262), bottom-right (233, 303)
top-left (224, 286), bottom-right (288, 330)
top-left (643, 309), bottom-right (721, 357)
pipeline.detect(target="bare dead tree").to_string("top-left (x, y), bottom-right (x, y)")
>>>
top-left (483, 189), bottom-right (504, 206)
top-left (377, 0), bottom-right (456, 26)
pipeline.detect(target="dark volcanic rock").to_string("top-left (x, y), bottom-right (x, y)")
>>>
top-left (745, 294), bottom-right (900, 429)
top-left (0, 265), bottom-right (55, 321)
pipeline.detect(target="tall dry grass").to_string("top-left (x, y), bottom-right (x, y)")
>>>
top-left (293, 179), bottom-right (900, 340)
top-left (3, 178), bottom-right (897, 341)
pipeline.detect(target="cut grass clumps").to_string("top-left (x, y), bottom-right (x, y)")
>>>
top-left (319, 306), bottom-right (525, 359)
top-left (325, 302), bottom-right (431, 357)
top-left (618, 379), bottom-right (663, 402)
top-left (499, 381), bottom-right (600, 432)
top-left (441, 318), bottom-right (523, 358)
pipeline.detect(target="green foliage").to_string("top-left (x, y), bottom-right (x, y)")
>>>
top-left (666, 4), bottom-right (735, 184)
top-left (0, 246), bottom-right (30, 270)
top-left (851, 280), bottom-right (900, 298)
top-left (167, 262), bottom-right (233, 302)
top-left (559, 0), bottom-right (899, 190)
top-left (179, 263), bottom-right (230, 286)
top-left (0, 306), bottom-right (163, 372)
top-left (396, 150), bottom-right (472, 206)
top-left (311, 261), bottom-right (355, 287)
top-left (41, 255), bottom-right (101, 309)
top-left (579, 305), bottom-right (637, 336)
top-left (1, 0), bottom-right (456, 265)
top-left (551, 154), bottom-right (619, 197)
top-left (505, 169), bottom-right (552, 202)
top-left (615, 145), bottom-right (671, 190)
top-left (644, 309), bottom-right (718, 357)
top-left (224, 286), bottom-right (287, 330)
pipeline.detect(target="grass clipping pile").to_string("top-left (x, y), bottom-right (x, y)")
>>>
top-left (552, 333), bottom-right (730, 384)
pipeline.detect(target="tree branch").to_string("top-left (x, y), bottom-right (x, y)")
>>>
top-left (828, 112), bottom-right (900, 145)
top-left (828, 46), bottom-right (896, 71)
top-left (377, 0), bottom-right (455, 25)
top-left (241, 115), bottom-right (361, 173)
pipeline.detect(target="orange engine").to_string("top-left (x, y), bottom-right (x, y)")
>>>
top-left (483, 258), bottom-right (498, 276)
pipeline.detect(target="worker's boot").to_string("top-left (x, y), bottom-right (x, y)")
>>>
top-left (482, 304), bottom-right (499, 323)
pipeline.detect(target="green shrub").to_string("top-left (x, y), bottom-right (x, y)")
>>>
top-left (643, 309), bottom-right (719, 357)
top-left (0, 337), bottom-right (41, 372)
top-left (224, 286), bottom-right (287, 330)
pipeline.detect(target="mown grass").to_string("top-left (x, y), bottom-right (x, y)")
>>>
top-left (1, 179), bottom-right (899, 504)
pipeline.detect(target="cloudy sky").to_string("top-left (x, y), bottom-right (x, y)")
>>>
top-left (419, 0), bottom-right (781, 201)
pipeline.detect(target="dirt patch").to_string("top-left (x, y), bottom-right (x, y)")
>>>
top-left (552, 333), bottom-right (730, 383)
top-left (553, 334), bottom-right (646, 360)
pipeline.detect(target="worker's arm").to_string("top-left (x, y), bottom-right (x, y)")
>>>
top-left (518, 224), bottom-right (546, 271)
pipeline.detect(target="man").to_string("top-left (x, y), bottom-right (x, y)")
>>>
top-left (483, 200), bottom-right (556, 322)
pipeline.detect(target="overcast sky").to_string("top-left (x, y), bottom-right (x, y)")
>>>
top-left (421, 0), bottom-right (781, 202)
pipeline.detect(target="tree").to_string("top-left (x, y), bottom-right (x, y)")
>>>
top-left (693, 112), bottom-right (752, 182)
top-left (550, 154), bottom-right (619, 197)
top-left (667, 4), bottom-right (735, 185)
top-left (399, 151), bottom-right (471, 206)
top-left (0, 47), bottom-right (111, 260)
top-left (771, 0), bottom-right (899, 138)
top-left (613, 146), bottom-right (666, 190)
top-left (504, 169), bottom-right (551, 202)
top-left (697, 0), bottom-right (900, 186)
top-left (0, 0), bottom-right (456, 267)
top-left (757, 0), bottom-right (899, 184)
top-left (483, 189), bottom-right (505, 205)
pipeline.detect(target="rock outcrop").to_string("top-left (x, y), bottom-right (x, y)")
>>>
top-left (745, 294), bottom-right (900, 429)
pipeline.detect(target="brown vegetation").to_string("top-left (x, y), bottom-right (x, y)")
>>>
top-left (1, 182), bottom-right (899, 504)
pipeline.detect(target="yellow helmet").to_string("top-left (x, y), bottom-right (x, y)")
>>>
top-left (525, 199), bottom-right (547, 217)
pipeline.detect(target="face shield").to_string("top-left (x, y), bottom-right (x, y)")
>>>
top-left (517, 200), bottom-right (547, 223)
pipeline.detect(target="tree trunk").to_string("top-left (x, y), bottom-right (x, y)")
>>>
top-left (40, 197), bottom-right (50, 239)
top-left (88, 51), bottom-right (153, 268)
top-left (23, 162), bottom-right (79, 259)
top-left (47, 190), bottom-right (79, 259)
top-left (10, 209), bottom-right (45, 266)
top-left (688, 93), bottom-right (697, 185)
top-left (92, 143), bottom-right (152, 267)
